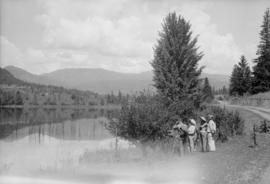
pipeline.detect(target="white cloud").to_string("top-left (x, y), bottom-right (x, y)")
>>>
top-left (1, 36), bottom-right (66, 73)
top-left (35, 0), bottom-right (154, 73)
top-left (174, 3), bottom-right (242, 74)
top-left (0, 36), bottom-right (24, 68)
top-left (1, 0), bottom-right (243, 75)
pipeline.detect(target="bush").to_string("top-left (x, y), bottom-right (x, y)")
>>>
top-left (203, 106), bottom-right (244, 142)
top-left (107, 92), bottom-right (245, 148)
top-left (106, 93), bottom-right (196, 146)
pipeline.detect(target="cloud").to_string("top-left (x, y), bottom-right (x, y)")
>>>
top-left (0, 36), bottom-right (24, 68)
top-left (34, 0), bottom-right (155, 73)
top-left (1, 0), bottom-right (243, 75)
top-left (1, 36), bottom-right (66, 73)
top-left (174, 3), bottom-right (242, 74)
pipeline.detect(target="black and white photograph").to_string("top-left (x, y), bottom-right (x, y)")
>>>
top-left (0, 0), bottom-right (270, 183)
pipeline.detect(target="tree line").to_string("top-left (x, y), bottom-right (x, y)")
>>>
top-left (0, 68), bottom-right (103, 106)
top-left (229, 8), bottom-right (270, 96)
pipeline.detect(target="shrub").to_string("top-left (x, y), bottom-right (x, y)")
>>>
top-left (107, 94), bottom-right (244, 148)
top-left (106, 93), bottom-right (196, 147)
top-left (203, 106), bottom-right (244, 142)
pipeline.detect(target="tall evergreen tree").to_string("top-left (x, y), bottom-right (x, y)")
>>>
top-left (252, 8), bottom-right (270, 94)
top-left (229, 56), bottom-right (252, 96)
top-left (152, 12), bottom-right (203, 107)
top-left (229, 65), bottom-right (240, 96)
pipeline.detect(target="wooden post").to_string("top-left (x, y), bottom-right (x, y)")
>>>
top-left (263, 120), bottom-right (267, 133)
top-left (115, 125), bottom-right (119, 161)
top-left (253, 124), bottom-right (257, 146)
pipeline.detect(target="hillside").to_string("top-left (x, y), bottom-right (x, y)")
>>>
top-left (4, 66), bottom-right (63, 86)
top-left (42, 68), bottom-right (154, 93)
top-left (0, 68), bottom-right (26, 85)
top-left (5, 65), bottom-right (229, 94)
top-left (0, 68), bottom-right (100, 106)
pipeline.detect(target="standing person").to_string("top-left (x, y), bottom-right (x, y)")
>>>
top-left (199, 116), bottom-right (208, 152)
top-left (188, 119), bottom-right (196, 152)
top-left (207, 114), bottom-right (216, 152)
top-left (171, 120), bottom-right (186, 156)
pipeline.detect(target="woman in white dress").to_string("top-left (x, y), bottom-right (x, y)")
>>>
top-left (207, 114), bottom-right (216, 152)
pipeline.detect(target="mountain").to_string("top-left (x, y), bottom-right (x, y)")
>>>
top-left (5, 66), bottom-right (229, 94)
top-left (4, 66), bottom-right (62, 86)
top-left (0, 68), bottom-right (26, 85)
top-left (42, 68), bottom-right (154, 94)
top-left (1, 67), bottom-right (99, 107)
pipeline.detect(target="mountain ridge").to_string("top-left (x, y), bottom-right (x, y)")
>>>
top-left (5, 65), bottom-right (229, 94)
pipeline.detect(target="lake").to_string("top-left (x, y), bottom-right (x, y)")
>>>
top-left (0, 107), bottom-right (143, 183)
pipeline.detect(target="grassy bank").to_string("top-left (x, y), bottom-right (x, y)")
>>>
top-left (0, 104), bottom-right (121, 109)
top-left (230, 91), bottom-right (270, 108)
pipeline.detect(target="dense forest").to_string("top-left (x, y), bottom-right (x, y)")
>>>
top-left (0, 68), bottom-right (129, 107)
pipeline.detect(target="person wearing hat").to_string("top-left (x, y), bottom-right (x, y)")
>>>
top-left (187, 119), bottom-right (197, 152)
top-left (199, 116), bottom-right (208, 152)
top-left (207, 114), bottom-right (216, 151)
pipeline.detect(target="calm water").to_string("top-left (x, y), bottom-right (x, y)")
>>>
top-left (0, 108), bottom-right (116, 141)
top-left (0, 108), bottom-right (136, 176)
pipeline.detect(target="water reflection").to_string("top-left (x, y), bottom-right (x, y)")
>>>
top-left (0, 107), bottom-right (118, 141)
top-left (0, 108), bottom-right (137, 175)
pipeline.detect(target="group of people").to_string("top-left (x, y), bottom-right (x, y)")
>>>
top-left (172, 114), bottom-right (217, 153)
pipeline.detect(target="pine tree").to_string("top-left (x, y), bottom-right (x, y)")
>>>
top-left (229, 56), bottom-right (252, 96)
top-left (222, 86), bottom-right (228, 95)
top-left (252, 8), bottom-right (270, 94)
top-left (202, 77), bottom-right (213, 101)
top-left (15, 91), bottom-right (23, 105)
top-left (151, 12), bottom-right (203, 106)
top-left (239, 56), bottom-right (252, 93)
top-left (229, 65), bottom-right (240, 96)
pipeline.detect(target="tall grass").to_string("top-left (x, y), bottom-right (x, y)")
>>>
top-left (230, 92), bottom-right (270, 108)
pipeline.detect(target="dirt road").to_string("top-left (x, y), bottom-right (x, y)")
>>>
top-left (218, 101), bottom-right (270, 121)
top-left (219, 102), bottom-right (270, 184)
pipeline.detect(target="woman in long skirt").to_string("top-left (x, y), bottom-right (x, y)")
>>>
top-left (207, 114), bottom-right (216, 152)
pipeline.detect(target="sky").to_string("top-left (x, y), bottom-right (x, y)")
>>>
top-left (0, 0), bottom-right (269, 75)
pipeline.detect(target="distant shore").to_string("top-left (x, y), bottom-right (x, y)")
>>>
top-left (0, 104), bottom-right (121, 109)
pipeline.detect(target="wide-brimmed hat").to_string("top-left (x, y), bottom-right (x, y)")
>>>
top-left (189, 119), bottom-right (196, 125)
top-left (200, 116), bottom-right (206, 122)
top-left (173, 120), bottom-right (182, 129)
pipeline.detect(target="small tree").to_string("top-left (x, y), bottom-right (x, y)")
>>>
top-left (252, 8), bottom-right (270, 94)
top-left (15, 91), bottom-right (23, 105)
top-left (152, 12), bottom-right (203, 108)
top-left (202, 77), bottom-right (213, 102)
top-left (229, 56), bottom-right (252, 96)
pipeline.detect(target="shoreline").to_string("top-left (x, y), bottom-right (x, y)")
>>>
top-left (0, 104), bottom-right (121, 109)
